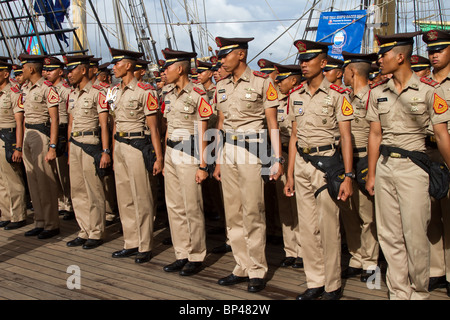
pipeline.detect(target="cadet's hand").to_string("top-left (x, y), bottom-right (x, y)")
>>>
top-left (337, 177), bottom-right (353, 201)
top-left (195, 169), bottom-right (208, 184)
top-left (99, 153), bottom-right (111, 168)
top-left (45, 148), bottom-right (57, 162)
top-left (12, 150), bottom-right (22, 163)
top-left (365, 174), bottom-right (375, 196)
top-left (269, 162), bottom-right (283, 181)
top-left (153, 159), bottom-right (163, 176)
top-left (284, 176), bottom-right (295, 197)
top-left (213, 164), bottom-right (221, 181)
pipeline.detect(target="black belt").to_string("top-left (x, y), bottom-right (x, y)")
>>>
top-left (25, 123), bottom-right (48, 130)
top-left (116, 131), bottom-right (145, 138)
top-left (297, 144), bottom-right (334, 155)
top-left (379, 145), bottom-right (409, 159)
top-left (71, 131), bottom-right (98, 138)
top-left (426, 135), bottom-right (437, 149)
top-left (224, 132), bottom-right (261, 144)
top-left (353, 147), bottom-right (367, 153)
top-left (282, 142), bottom-right (289, 154)
top-left (0, 127), bottom-right (16, 133)
top-left (59, 123), bottom-right (68, 128)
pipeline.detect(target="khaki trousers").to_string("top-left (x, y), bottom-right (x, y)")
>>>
top-left (69, 137), bottom-right (105, 240)
top-left (221, 144), bottom-right (267, 279)
top-left (294, 151), bottom-right (341, 292)
top-left (275, 150), bottom-right (301, 258)
top-left (164, 147), bottom-right (206, 262)
top-left (0, 139), bottom-right (27, 222)
top-left (56, 154), bottom-right (72, 212)
top-left (426, 148), bottom-right (450, 280)
top-left (339, 179), bottom-right (379, 270)
top-left (23, 129), bottom-right (59, 230)
top-left (115, 140), bottom-right (155, 252)
top-left (375, 156), bottom-right (430, 300)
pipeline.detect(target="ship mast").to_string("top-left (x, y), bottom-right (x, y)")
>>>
top-left (72, 0), bottom-right (87, 53)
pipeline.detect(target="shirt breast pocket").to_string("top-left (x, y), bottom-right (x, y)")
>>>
top-left (239, 91), bottom-right (260, 111)
top-left (125, 99), bottom-right (141, 119)
top-left (313, 105), bottom-right (335, 128)
top-left (80, 98), bottom-right (95, 116)
top-left (405, 103), bottom-right (428, 128)
top-left (377, 102), bottom-right (391, 125)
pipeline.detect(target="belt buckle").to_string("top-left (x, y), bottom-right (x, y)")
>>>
top-left (231, 135), bottom-right (238, 141)
top-left (72, 131), bottom-right (80, 137)
top-left (118, 132), bottom-right (126, 137)
top-left (390, 152), bottom-right (401, 158)
top-left (303, 147), bottom-right (311, 154)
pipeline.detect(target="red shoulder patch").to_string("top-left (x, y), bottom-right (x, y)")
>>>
top-left (288, 84), bottom-right (303, 95)
top-left (10, 86), bottom-right (20, 93)
top-left (44, 80), bottom-right (53, 86)
top-left (370, 78), bottom-right (389, 89)
top-left (63, 82), bottom-right (71, 89)
top-left (138, 82), bottom-right (155, 91)
top-left (193, 87), bottom-right (206, 95)
top-left (92, 84), bottom-right (103, 90)
top-left (420, 77), bottom-right (439, 87)
top-left (99, 82), bottom-right (110, 88)
top-left (253, 71), bottom-right (269, 79)
top-left (98, 92), bottom-right (108, 109)
top-left (330, 84), bottom-right (346, 94)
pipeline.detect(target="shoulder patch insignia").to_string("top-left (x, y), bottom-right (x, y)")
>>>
top-left (47, 87), bottom-right (59, 104)
top-left (100, 82), bottom-right (110, 88)
top-left (44, 80), bottom-right (53, 87)
top-left (341, 97), bottom-right (354, 116)
top-left (18, 94), bottom-right (24, 109)
top-left (198, 98), bottom-right (213, 118)
top-left (10, 86), bottom-right (20, 93)
top-left (420, 77), bottom-right (439, 87)
top-left (93, 84), bottom-right (103, 90)
top-left (193, 87), bottom-right (206, 95)
top-left (253, 71), bottom-right (269, 78)
top-left (147, 92), bottom-right (158, 111)
top-left (98, 92), bottom-right (108, 109)
top-left (330, 84), bottom-right (346, 94)
top-left (433, 93), bottom-right (448, 114)
top-left (63, 82), bottom-right (71, 89)
top-left (138, 82), bottom-right (155, 91)
top-left (266, 82), bottom-right (278, 101)
top-left (370, 78), bottom-right (389, 89)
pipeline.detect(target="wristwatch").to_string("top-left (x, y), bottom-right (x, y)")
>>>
top-left (198, 166), bottom-right (208, 172)
top-left (344, 172), bottom-right (355, 179)
top-left (102, 148), bottom-right (111, 154)
top-left (49, 144), bottom-right (57, 149)
top-left (15, 147), bottom-right (23, 152)
top-left (274, 157), bottom-right (285, 164)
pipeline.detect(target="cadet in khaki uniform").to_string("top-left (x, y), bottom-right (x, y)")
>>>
top-left (19, 53), bottom-right (61, 239)
top-left (323, 56), bottom-right (345, 87)
top-left (43, 57), bottom-right (74, 220)
top-left (64, 55), bottom-right (111, 249)
top-left (340, 52), bottom-right (380, 282)
top-left (109, 48), bottom-right (163, 263)
top-left (365, 32), bottom-right (450, 300)
top-left (284, 40), bottom-right (354, 300)
top-left (411, 55), bottom-right (431, 78)
top-left (161, 49), bottom-right (212, 276)
top-left (423, 30), bottom-right (450, 296)
top-left (213, 37), bottom-right (283, 293)
top-left (0, 60), bottom-right (27, 230)
top-left (273, 63), bottom-right (303, 268)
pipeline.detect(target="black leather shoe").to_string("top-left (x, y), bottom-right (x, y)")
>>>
top-left (292, 257), bottom-right (304, 269)
top-left (112, 248), bottom-right (139, 258)
top-left (360, 270), bottom-right (375, 283)
top-left (428, 276), bottom-right (447, 292)
top-left (280, 257), bottom-right (296, 267)
top-left (135, 251), bottom-right (152, 264)
top-left (0, 220), bottom-right (10, 228)
top-left (164, 259), bottom-right (188, 272)
top-left (322, 287), bottom-right (342, 300)
top-left (248, 278), bottom-right (265, 293)
top-left (67, 237), bottom-right (87, 247)
top-left (296, 286), bottom-right (325, 300)
top-left (211, 243), bottom-right (232, 254)
top-left (37, 228), bottom-right (60, 239)
top-left (218, 274), bottom-right (249, 286)
top-left (25, 227), bottom-right (44, 237)
top-left (342, 266), bottom-right (362, 278)
top-left (4, 220), bottom-right (26, 230)
top-left (63, 211), bottom-right (75, 220)
top-left (82, 239), bottom-right (103, 250)
top-left (180, 262), bottom-right (203, 276)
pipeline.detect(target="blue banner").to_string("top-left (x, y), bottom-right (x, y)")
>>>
top-left (316, 10), bottom-right (367, 60)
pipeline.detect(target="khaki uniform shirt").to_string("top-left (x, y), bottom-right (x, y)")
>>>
top-left (216, 66), bottom-right (279, 132)
top-left (113, 78), bottom-right (158, 133)
top-left (288, 77), bottom-right (354, 148)
top-left (204, 82), bottom-right (216, 105)
top-left (93, 79), bottom-right (110, 94)
top-left (54, 81), bottom-right (72, 125)
top-left (68, 81), bottom-right (108, 133)
top-left (349, 85), bottom-right (371, 149)
top-left (278, 92), bottom-right (291, 144)
top-left (366, 73), bottom-right (450, 152)
top-left (163, 81), bottom-right (212, 139)
top-left (0, 83), bottom-right (23, 128)
top-left (22, 77), bottom-right (59, 124)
